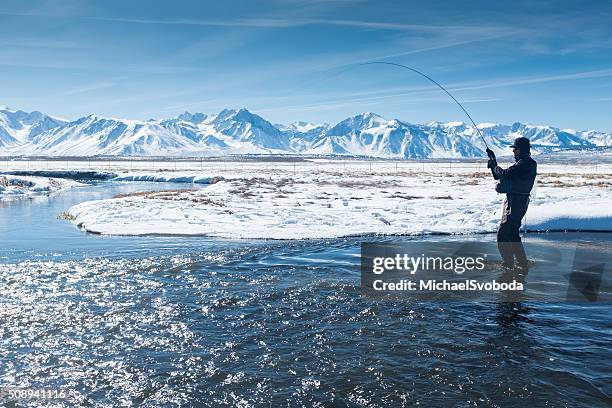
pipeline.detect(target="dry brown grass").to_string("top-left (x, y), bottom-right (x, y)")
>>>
top-left (147, 190), bottom-right (196, 200)
top-left (456, 179), bottom-right (481, 186)
top-left (113, 190), bottom-right (157, 199)
top-left (112, 189), bottom-right (228, 206)
top-left (48, 178), bottom-right (63, 188)
top-left (389, 193), bottom-right (422, 200)
top-left (537, 172), bottom-right (610, 179)
top-left (333, 179), bottom-right (403, 188)
top-left (0, 176), bottom-right (34, 188)
top-left (227, 187), bottom-right (257, 199)
top-left (463, 172), bottom-right (489, 179)
top-left (225, 177), bottom-right (305, 199)
top-left (58, 211), bottom-right (75, 221)
top-left (320, 170), bottom-right (427, 178)
top-left (183, 197), bottom-right (226, 206)
top-left (536, 179), bottom-right (612, 188)
top-left (231, 177), bottom-right (305, 186)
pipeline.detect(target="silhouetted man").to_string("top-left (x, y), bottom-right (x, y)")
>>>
top-left (487, 137), bottom-right (537, 269)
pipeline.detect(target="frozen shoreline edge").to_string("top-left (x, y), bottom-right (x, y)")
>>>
top-left (70, 226), bottom-right (612, 239)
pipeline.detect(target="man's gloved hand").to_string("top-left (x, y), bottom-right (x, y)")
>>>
top-left (487, 159), bottom-right (497, 169)
top-left (486, 148), bottom-right (496, 160)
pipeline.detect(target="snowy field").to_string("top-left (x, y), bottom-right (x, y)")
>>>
top-left (0, 174), bottom-right (83, 200)
top-left (3, 158), bottom-right (611, 239)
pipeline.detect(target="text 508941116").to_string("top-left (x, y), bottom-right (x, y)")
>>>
top-left (0, 387), bottom-right (70, 401)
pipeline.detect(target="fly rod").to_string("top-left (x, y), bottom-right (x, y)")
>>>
top-left (358, 61), bottom-right (494, 159)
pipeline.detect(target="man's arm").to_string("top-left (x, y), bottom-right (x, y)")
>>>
top-left (487, 159), bottom-right (499, 179)
top-left (492, 158), bottom-right (529, 179)
top-left (486, 148), bottom-right (499, 179)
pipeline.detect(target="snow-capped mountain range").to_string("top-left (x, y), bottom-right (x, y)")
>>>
top-left (0, 107), bottom-right (610, 158)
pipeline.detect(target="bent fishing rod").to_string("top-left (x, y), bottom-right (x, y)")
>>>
top-left (357, 61), bottom-right (494, 159)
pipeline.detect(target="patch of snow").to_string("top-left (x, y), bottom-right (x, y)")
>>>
top-left (65, 162), bottom-right (612, 239)
top-left (0, 175), bottom-right (84, 200)
top-left (443, 121), bottom-right (465, 127)
top-left (527, 199), bottom-right (612, 231)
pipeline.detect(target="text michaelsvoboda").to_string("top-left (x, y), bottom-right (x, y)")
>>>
top-left (372, 279), bottom-right (524, 291)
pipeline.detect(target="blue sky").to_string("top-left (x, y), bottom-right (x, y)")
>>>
top-left (1, 0), bottom-right (612, 131)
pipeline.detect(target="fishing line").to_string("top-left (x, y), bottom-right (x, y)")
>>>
top-left (286, 61), bottom-right (491, 152)
top-left (357, 61), bottom-right (490, 150)
top-left (347, 62), bottom-right (501, 245)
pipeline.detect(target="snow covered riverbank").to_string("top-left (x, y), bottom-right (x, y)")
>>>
top-left (64, 162), bottom-right (612, 239)
top-left (0, 175), bottom-right (84, 200)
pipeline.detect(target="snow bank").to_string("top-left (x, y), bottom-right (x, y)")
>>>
top-left (63, 163), bottom-right (611, 239)
top-left (526, 199), bottom-right (612, 231)
top-left (68, 195), bottom-right (612, 239)
top-left (0, 175), bottom-right (83, 199)
top-left (111, 173), bottom-right (224, 184)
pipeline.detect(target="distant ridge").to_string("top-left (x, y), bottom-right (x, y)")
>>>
top-left (1, 107), bottom-right (610, 158)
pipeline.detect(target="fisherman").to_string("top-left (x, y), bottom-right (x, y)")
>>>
top-left (486, 137), bottom-right (537, 269)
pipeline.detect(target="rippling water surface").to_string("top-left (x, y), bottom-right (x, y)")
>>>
top-left (1, 183), bottom-right (610, 407)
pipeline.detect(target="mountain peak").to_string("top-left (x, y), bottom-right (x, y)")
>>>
top-left (232, 108), bottom-right (267, 123)
top-left (176, 111), bottom-right (207, 123)
top-left (347, 112), bottom-right (387, 127)
top-left (280, 121), bottom-right (328, 133)
top-left (218, 108), bottom-right (238, 116)
top-left (355, 112), bottom-right (384, 120)
top-left (235, 108), bottom-right (256, 119)
top-left (1, 105), bottom-right (609, 158)
top-left (212, 108), bottom-right (265, 125)
top-left (444, 121), bottom-right (466, 127)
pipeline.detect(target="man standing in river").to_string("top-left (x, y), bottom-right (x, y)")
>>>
top-left (487, 137), bottom-right (537, 270)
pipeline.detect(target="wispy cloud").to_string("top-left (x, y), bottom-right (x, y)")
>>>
top-left (0, 58), bottom-right (204, 75)
top-left (61, 81), bottom-right (116, 96)
top-left (253, 95), bottom-right (501, 119)
top-left (253, 88), bottom-right (501, 114)
top-left (448, 69), bottom-right (612, 93)
top-left (1, 1), bottom-right (610, 131)
top-left (158, 67), bottom-right (609, 118)
top-left (311, 69), bottom-right (612, 103)
top-left (249, 68), bottom-right (612, 117)
top-left (0, 39), bottom-right (89, 49)
top-left (0, 10), bottom-right (522, 36)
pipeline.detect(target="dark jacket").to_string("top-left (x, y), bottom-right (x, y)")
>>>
top-left (491, 154), bottom-right (537, 195)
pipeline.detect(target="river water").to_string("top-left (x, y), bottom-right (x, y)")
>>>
top-left (0, 182), bottom-right (610, 407)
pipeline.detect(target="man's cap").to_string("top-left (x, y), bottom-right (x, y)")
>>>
top-left (510, 137), bottom-right (530, 150)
